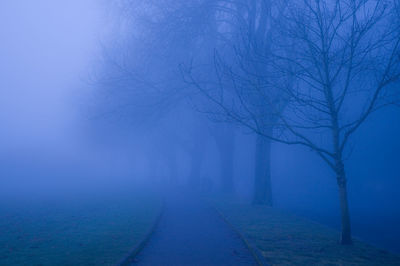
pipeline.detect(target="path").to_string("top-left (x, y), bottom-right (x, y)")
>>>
top-left (132, 192), bottom-right (257, 266)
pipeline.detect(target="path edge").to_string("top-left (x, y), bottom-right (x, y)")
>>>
top-left (116, 201), bottom-right (165, 266)
top-left (212, 205), bottom-right (269, 266)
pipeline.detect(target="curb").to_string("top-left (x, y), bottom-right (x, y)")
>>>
top-left (117, 202), bottom-right (165, 266)
top-left (212, 205), bottom-right (270, 266)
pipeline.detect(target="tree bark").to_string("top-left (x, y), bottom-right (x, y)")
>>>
top-left (219, 144), bottom-right (234, 193)
top-left (188, 132), bottom-right (207, 189)
top-left (166, 149), bottom-right (178, 185)
top-left (252, 134), bottom-right (273, 206)
top-left (214, 126), bottom-right (235, 193)
top-left (336, 161), bottom-right (352, 245)
top-left (189, 152), bottom-right (203, 188)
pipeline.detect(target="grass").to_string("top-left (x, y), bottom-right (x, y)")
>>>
top-left (0, 189), bottom-right (162, 266)
top-left (212, 198), bottom-right (400, 265)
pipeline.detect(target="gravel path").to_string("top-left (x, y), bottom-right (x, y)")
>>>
top-left (132, 193), bottom-right (257, 266)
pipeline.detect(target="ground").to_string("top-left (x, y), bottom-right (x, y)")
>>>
top-left (212, 197), bottom-right (400, 265)
top-left (2, 188), bottom-right (399, 265)
top-left (132, 191), bottom-right (257, 266)
top-left (0, 189), bottom-right (162, 266)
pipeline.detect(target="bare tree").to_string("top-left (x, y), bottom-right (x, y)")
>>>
top-left (183, 0), bottom-right (291, 205)
top-left (95, 0), bottom-right (241, 192)
top-left (185, 0), bottom-right (400, 244)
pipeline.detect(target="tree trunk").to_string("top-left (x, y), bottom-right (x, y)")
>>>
top-left (166, 150), bottom-right (178, 185)
top-left (188, 133), bottom-right (207, 189)
top-left (219, 143), bottom-right (234, 193)
top-left (214, 126), bottom-right (235, 193)
top-left (252, 134), bottom-right (273, 206)
top-left (189, 153), bottom-right (203, 188)
top-left (336, 161), bottom-right (352, 245)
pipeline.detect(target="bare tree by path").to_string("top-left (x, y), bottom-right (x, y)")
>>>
top-left (185, 0), bottom-right (400, 244)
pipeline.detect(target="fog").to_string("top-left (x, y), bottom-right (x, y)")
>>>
top-left (0, 0), bottom-right (108, 192)
top-left (1, 1), bottom-right (400, 265)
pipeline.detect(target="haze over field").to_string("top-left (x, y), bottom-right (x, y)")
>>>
top-left (0, 1), bottom-right (400, 265)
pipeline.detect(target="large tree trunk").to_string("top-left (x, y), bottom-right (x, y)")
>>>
top-left (219, 144), bottom-right (234, 193)
top-left (188, 132), bottom-right (207, 189)
top-left (166, 149), bottom-right (178, 185)
top-left (214, 126), bottom-right (235, 193)
top-left (336, 161), bottom-right (352, 244)
top-left (252, 134), bottom-right (273, 206)
top-left (189, 152), bottom-right (203, 188)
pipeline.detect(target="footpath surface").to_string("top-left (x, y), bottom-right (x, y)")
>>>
top-left (132, 193), bottom-right (257, 266)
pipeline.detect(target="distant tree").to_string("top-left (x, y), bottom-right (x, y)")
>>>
top-left (210, 124), bottom-right (236, 193)
top-left (185, 0), bottom-right (400, 244)
top-left (183, 0), bottom-right (290, 205)
top-left (95, 0), bottom-right (238, 192)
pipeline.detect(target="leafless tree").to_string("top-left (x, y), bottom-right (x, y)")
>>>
top-left (185, 0), bottom-right (400, 244)
top-left (183, 0), bottom-right (291, 205)
top-left (95, 0), bottom-right (240, 192)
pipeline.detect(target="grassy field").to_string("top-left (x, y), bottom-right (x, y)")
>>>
top-left (212, 198), bottom-right (400, 265)
top-left (0, 189), bottom-right (162, 266)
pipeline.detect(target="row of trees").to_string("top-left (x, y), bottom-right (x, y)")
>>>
top-left (98, 0), bottom-right (400, 245)
top-left (95, 0), bottom-right (239, 194)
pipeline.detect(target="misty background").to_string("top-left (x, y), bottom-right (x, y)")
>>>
top-left (0, 0), bottom-right (399, 261)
